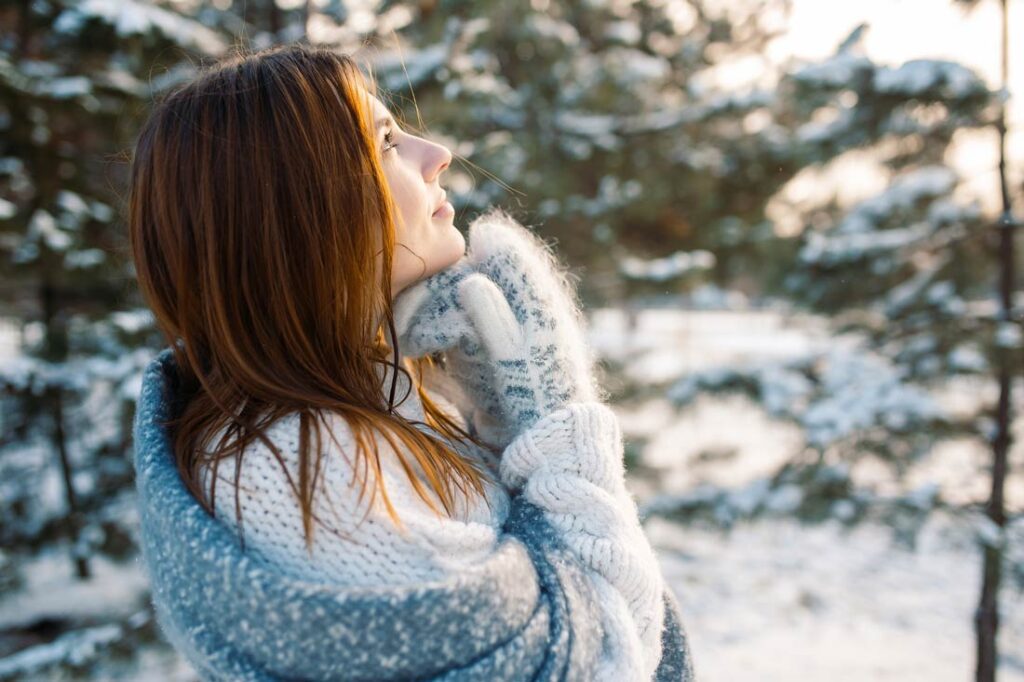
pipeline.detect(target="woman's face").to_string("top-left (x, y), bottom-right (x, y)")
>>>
top-left (369, 95), bottom-right (464, 297)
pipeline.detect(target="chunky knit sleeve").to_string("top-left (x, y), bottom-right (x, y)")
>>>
top-left (499, 401), bottom-right (667, 682)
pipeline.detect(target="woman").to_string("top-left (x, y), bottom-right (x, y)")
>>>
top-left (128, 43), bottom-right (695, 681)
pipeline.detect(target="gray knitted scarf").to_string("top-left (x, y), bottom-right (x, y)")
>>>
top-left (133, 347), bottom-right (696, 681)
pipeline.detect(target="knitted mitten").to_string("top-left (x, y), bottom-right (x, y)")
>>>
top-left (392, 257), bottom-right (515, 446)
top-left (394, 208), bottom-right (602, 442)
top-left (459, 208), bottom-right (602, 433)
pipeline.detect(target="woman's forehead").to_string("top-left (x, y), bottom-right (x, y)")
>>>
top-left (368, 94), bottom-right (390, 118)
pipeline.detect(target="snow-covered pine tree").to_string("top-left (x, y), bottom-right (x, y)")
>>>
top-left (654, 20), bottom-right (1022, 609)
top-left (950, 1), bottom-right (1021, 679)
top-left (0, 0), bottom-right (228, 676)
top-left (781, 24), bottom-right (1019, 555)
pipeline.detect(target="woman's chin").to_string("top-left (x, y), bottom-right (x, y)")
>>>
top-left (447, 225), bottom-right (467, 259)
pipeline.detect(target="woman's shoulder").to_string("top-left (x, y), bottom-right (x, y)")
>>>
top-left (197, 397), bottom-right (503, 522)
top-left (196, 370), bottom-right (479, 488)
top-left (194, 393), bottom-right (511, 587)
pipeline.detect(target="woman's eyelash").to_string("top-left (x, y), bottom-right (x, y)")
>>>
top-left (383, 130), bottom-right (399, 153)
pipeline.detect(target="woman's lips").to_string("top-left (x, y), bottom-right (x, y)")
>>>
top-left (432, 200), bottom-right (453, 217)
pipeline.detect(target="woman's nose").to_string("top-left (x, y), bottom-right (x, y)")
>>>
top-left (425, 141), bottom-right (452, 183)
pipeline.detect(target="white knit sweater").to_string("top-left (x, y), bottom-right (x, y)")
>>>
top-left (197, 363), bottom-right (667, 681)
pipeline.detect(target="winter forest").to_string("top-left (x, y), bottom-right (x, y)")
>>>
top-left (0, 0), bottom-right (1022, 679)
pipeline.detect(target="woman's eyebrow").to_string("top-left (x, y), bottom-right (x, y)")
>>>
top-left (375, 116), bottom-right (393, 136)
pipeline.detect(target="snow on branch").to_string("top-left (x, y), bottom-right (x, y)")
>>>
top-left (618, 249), bottom-right (716, 282)
top-left (53, 0), bottom-right (227, 55)
top-left (836, 166), bottom-right (958, 235)
top-left (792, 51), bottom-right (873, 89)
top-left (1, 347), bottom-right (153, 398)
top-left (667, 344), bottom-right (945, 451)
top-left (874, 60), bottom-right (988, 100)
top-left (797, 166), bottom-right (976, 266)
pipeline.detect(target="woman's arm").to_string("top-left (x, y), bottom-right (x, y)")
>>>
top-left (200, 402), bottom-right (666, 681)
top-left (199, 393), bottom-right (668, 680)
top-left (431, 364), bottom-right (669, 680)
top-left (395, 208), bottom-right (675, 679)
top-left (498, 402), bottom-right (666, 682)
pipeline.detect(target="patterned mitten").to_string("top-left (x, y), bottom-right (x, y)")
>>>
top-left (459, 208), bottom-right (603, 434)
top-left (392, 257), bottom-right (517, 447)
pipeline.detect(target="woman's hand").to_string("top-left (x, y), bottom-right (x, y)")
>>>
top-left (460, 210), bottom-right (601, 432)
top-left (392, 256), bottom-right (518, 447)
top-left (393, 208), bottom-right (602, 443)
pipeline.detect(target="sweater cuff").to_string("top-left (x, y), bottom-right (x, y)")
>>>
top-left (498, 402), bottom-right (626, 494)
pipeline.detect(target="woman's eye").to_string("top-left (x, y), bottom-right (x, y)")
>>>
top-left (383, 130), bottom-right (399, 153)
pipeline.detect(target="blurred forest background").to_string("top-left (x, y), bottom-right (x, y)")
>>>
top-left (0, 0), bottom-right (1022, 680)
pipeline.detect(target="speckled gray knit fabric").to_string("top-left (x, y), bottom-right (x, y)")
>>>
top-left (132, 348), bottom-right (696, 681)
top-left (393, 207), bottom-right (604, 451)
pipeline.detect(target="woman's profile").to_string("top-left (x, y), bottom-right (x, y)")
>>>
top-left (127, 43), bottom-right (695, 681)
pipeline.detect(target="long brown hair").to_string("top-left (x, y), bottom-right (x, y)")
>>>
top-left (127, 43), bottom-right (496, 551)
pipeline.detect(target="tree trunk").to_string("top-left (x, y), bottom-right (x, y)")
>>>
top-left (41, 278), bottom-right (90, 580)
top-left (975, 1), bottom-right (1015, 679)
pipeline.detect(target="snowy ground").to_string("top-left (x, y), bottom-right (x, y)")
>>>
top-left (600, 305), bottom-right (1024, 681)
top-left (1, 304), bottom-right (1021, 680)
top-left (650, 510), bottom-right (1024, 681)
